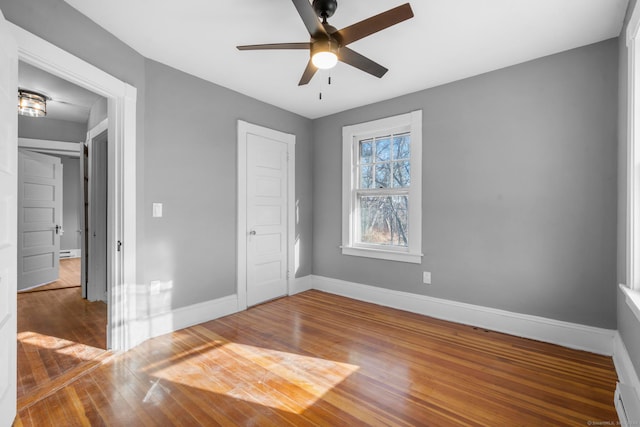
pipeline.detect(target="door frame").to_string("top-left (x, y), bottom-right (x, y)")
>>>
top-left (237, 120), bottom-right (295, 310)
top-left (9, 22), bottom-right (137, 351)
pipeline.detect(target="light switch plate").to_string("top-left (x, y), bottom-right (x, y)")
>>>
top-left (423, 271), bottom-right (431, 285)
top-left (152, 203), bottom-right (163, 218)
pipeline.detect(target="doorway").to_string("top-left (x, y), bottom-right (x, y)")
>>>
top-left (15, 65), bottom-right (110, 401)
top-left (0, 18), bottom-right (137, 422)
top-left (15, 147), bottom-right (108, 405)
top-left (10, 21), bottom-right (138, 352)
top-left (237, 121), bottom-right (296, 309)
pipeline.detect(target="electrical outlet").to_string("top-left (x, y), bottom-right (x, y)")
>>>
top-left (423, 271), bottom-right (431, 285)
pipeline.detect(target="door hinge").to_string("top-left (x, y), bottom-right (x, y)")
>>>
top-left (117, 240), bottom-right (123, 252)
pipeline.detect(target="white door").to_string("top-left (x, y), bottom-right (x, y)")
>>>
top-left (17, 150), bottom-right (62, 290)
top-left (87, 129), bottom-right (107, 302)
top-left (0, 8), bottom-right (18, 426)
top-left (246, 129), bottom-right (290, 306)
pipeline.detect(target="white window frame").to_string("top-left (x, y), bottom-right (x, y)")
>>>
top-left (625, 1), bottom-right (640, 321)
top-left (342, 110), bottom-right (423, 264)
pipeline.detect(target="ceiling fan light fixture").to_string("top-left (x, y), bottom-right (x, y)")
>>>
top-left (312, 51), bottom-right (338, 69)
top-left (18, 89), bottom-right (47, 118)
top-left (311, 39), bottom-right (339, 70)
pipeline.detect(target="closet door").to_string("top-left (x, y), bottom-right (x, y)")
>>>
top-left (17, 150), bottom-right (62, 290)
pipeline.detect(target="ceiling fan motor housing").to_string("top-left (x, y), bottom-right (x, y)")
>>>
top-left (312, 0), bottom-right (338, 20)
top-left (311, 38), bottom-right (339, 57)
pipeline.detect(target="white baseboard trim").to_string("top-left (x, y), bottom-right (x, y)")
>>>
top-left (123, 275), bottom-right (617, 359)
top-left (127, 275), bottom-right (315, 349)
top-left (311, 275), bottom-right (615, 356)
top-left (614, 332), bottom-right (640, 425)
top-left (614, 332), bottom-right (640, 391)
top-left (613, 332), bottom-right (640, 425)
top-left (290, 275), bottom-right (313, 295)
top-left (128, 294), bottom-right (239, 349)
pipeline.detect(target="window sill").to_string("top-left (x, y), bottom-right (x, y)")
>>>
top-left (620, 284), bottom-right (640, 323)
top-left (341, 246), bottom-right (423, 264)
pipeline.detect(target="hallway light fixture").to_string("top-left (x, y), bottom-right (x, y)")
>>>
top-left (18, 89), bottom-right (47, 117)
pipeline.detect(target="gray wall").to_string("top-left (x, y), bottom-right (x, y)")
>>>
top-left (618, 0), bottom-right (640, 376)
top-left (88, 97), bottom-right (107, 130)
top-left (18, 116), bottom-right (86, 142)
top-left (143, 59), bottom-right (313, 308)
top-left (313, 39), bottom-right (619, 329)
top-left (60, 156), bottom-right (80, 251)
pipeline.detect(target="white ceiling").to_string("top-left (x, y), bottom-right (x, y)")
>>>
top-left (63, 0), bottom-right (628, 119)
top-left (19, 61), bottom-right (104, 123)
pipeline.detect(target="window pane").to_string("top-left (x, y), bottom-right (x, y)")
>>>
top-left (392, 161), bottom-right (410, 188)
top-left (393, 134), bottom-right (410, 160)
top-left (359, 195), bottom-right (408, 246)
top-left (359, 139), bottom-right (373, 164)
top-left (376, 137), bottom-right (391, 162)
top-left (375, 163), bottom-right (390, 188)
top-left (360, 165), bottom-right (373, 189)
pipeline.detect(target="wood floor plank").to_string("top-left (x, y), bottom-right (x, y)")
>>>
top-left (14, 290), bottom-right (619, 426)
top-left (17, 271), bottom-right (107, 403)
top-left (17, 350), bottom-right (115, 411)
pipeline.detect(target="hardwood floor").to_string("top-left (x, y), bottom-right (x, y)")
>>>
top-left (14, 290), bottom-right (618, 426)
top-left (19, 258), bottom-right (81, 293)
top-left (17, 258), bottom-right (108, 409)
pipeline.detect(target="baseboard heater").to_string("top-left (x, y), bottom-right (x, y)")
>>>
top-left (616, 383), bottom-right (640, 426)
top-left (59, 249), bottom-right (81, 259)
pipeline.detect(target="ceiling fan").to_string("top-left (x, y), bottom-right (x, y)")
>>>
top-left (237, 0), bottom-right (414, 86)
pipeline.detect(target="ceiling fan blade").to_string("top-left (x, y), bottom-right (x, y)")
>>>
top-left (337, 3), bottom-right (414, 46)
top-left (298, 60), bottom-right (318, 86)
top-left (237, 42), bottom-right (311, 50)
top-left (338, 47), bottom-right (388, 78)
top-left (292, 0), bottom-right (328, 38)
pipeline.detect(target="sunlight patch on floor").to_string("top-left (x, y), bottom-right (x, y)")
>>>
top-left (18, 331), bottom-right (102, 360)
top-left (142, 327), bottom-right (359, 414)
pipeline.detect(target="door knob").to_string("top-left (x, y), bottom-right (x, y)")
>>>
top-left (249, 230), bottom-right (257, 236)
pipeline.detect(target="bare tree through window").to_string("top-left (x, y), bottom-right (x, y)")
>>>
top-left (357, 133), bottom-right (410, 247)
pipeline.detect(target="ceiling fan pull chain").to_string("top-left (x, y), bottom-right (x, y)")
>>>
top-left (319, 69), bottom-right (325, 100)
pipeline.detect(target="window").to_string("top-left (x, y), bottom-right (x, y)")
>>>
top-left (628, 3), bottom-right (640, 293)
top-left (342, 110), bottom-right (423, 263)
top-left (625, 1), bottom-right (640, 321)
